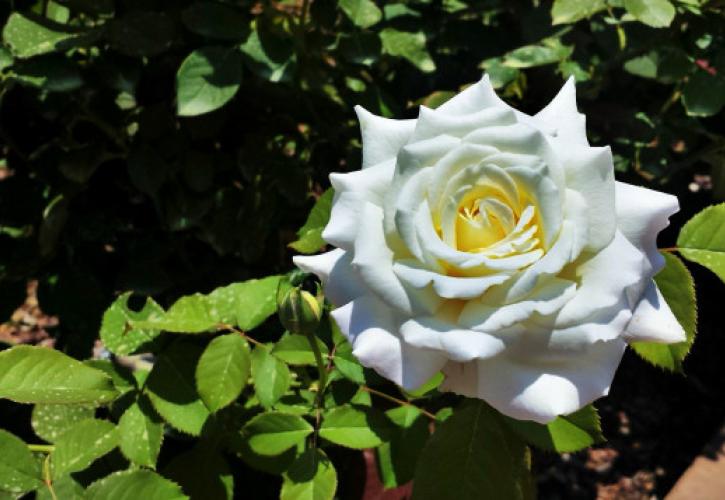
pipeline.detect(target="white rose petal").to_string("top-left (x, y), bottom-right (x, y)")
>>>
top-left (298, 74), bottom-right (684, 423)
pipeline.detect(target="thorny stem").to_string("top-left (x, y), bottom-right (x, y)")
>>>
top-left (304, 329), bottom-right (328, 447)
top-left (42, 455), bottom-right (58, 500)
top-left (361, 386), bottom-right (437, 421)
top-left (217, 323), bottom-right (263, 347)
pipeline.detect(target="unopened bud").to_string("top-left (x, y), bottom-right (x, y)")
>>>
top-left (278, 287), bottom-right (322, 335)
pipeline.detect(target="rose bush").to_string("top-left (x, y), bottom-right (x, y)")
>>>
top-left (296, 75), bottom-right (686, 423)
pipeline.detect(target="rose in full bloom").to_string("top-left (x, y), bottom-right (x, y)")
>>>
top-left (294, 76), bottom-right (685, 423)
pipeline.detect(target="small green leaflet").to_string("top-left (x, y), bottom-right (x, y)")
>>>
top-left (176, 46), bottom-right (243, 117)
top-left (551, 0), bottom-right (606, 24)
top-left (2, 12), bottom-right (98, 59)
top-left (196, 334), bottom-right (251, 412)
top-left (376, 406), bottom-right (429, 488)
top-left (289, 189), bottom-right (333, 254)
top-left (100, 292), bottom-right (163, 356)
top-left (379, 29), bottom-right (435, 73)
top-left (412, 400), bottom-right (534, 500)
top-left (50, 419), bottom-right (119, 479)
top-left (677, 204), bottom-right (725, 282)
top-left (339, 0), bottom-right (383, 29)
top-left (243, 412), bottom-right (313, 456)
top-left (0, 430), bottom-right (43, 494)
top-left (118, 396), bottom-right (164, 468)
top-left (251, 346), bottom-right (292, 408)
top-left (146, 341), bottom-right (211, 436)
top-left (623, 0), bottom-right (676, 28)
top-left (681, 71), bottom-right (725, 117)
top-left (632, 253), bottom-right (697, 372)
top-left (31, 404), bottom-right (95, 443)
top-left (85, 470), bottom-right (188, 500)
top-left (319, 405), bottom-right (392, 449)
top-left (0, 346), bottom-right (117, 404)
top-left (239, 23), bottom-right (296, 83)
top-left (502, 404), bottom-right (604, 453)
top-left (281, 449), bottom-right (337, 500)
top-left (131, 275), bottom-right (282, 333)
top-left (273, 333), bottom-right (329, 366)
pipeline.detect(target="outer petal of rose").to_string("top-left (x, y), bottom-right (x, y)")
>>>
top-left (293, 249), bottom-right (365, 307)
top-left (352, 202), bottom-right (441, 315)
top-left (622, 280), bottom-right (686, 343)
top-left (322, 160), bottom-right (396, 250)
top-left (355, 106), bottom-right (415, 169)
top-left (436, 74), bottom-right (507, 116)
top-left (534, 77), bottom-right (588, 146)
top-left (615, 181), bottom-right (679, 277)
top-left (331, 296), bottom-right (448, 390)
top-left (554, 231), bottom-right (646, 328)
top-left (400, 317), bottom-right (506, 362)
top-left (441, 339), bottom-right (627, 423)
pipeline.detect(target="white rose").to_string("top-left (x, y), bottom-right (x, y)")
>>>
top-left (294, 75), bottom-right (685, 423)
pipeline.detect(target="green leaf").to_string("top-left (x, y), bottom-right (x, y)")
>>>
top-left (243, 412), bottom-right (313, 456)
top-left (0, 346), bottom-right (117, 404)
top-left (146, 341), bottom-right (211, 436)
top-left (289, 189), bottom-right (333, 254)
top-left (50, 419), bottom-right (119, 478)
top-left (319, 405), bottom-right (392, 449)
top-left (683, 68), bottom-right (725, 115)
top-left (164, 447), bottom-right (234, 500)
top-left (239, 24), bottom-right (296, 83)
top-left (339, 0), bottom-right (383, 29)
top-left (551, 0), bottom-right (606, 24)
top-left (502, 404), bottom-right (604, 452)
top-left (85, 470), bottom-right (187, 500)
top-left (0, 430), bottom-right (43, 494)
top-left (623, 47), bottom-right (690, 84)
top-left (412, 400), bottom-right (533, 500)
top-left (2, 12), bottom-right (97, 59)
top-left (376, 406), bottom-right (429, 488)
top-left (177, 47), bottom-right (242, 117)
top-left (281, 449), bottom-right (337, 500)
top-left (31, 404), bottom-right (95, 443)
top-left (273, 334), bottom-right (329, 366)
top-left (678, 204), bottom-right (725, 281)
top-left (233, 436), bottom-right (299, 474)
top-left (181, 3), bottom-right (248, 40)
top-left (196, 334), bottom-right (251, 412)
top-left (132, 276), bottom-right (282, 333)
top-left (379, 29), bottom-right (435, 73)
top-left (251, 346), bottom-right (291, 408)
top-left (332, 342), bottom-right (365, 384)
top-left (502, 38), bottom-right (573, 69)
top-left (84, 360), bottom-right (136, 395)
top-left (632, 253), bottom-right (697, 372)
top-left (118, 396), bottom-right (164, 468)
top-left (100, 292), bottom-right (164, 356)
top-left (623, 0), bottom-right (676, 27)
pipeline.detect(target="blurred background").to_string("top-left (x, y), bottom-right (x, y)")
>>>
top-left (0, 0), bottom-right (724, 498)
